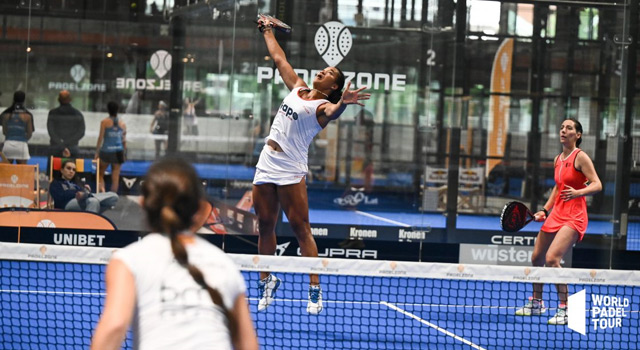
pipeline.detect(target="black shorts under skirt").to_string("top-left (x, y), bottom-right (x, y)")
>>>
top-left (99, 150), bottom-right (125, 164)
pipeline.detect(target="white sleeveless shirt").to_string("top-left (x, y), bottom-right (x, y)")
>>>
top-left (112, 233), bottom-right (246, 350)
top-left (266, 87), bottom-right (328, 164)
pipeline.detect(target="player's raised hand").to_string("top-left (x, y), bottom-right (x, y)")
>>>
top-left (341, 81), bottom-right (371, 106)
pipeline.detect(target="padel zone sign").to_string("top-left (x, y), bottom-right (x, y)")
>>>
top-left (257, 67), bottom-right (407, 92)
top-left (257, 21), bottom-right (422, 92)
top-left (115, 50), bottom-right (204, 92)
top-left (48, 64), bottom-right (107, 92)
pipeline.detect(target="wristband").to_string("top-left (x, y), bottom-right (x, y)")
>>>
top-left (541, 208), bottom-right (549, 216)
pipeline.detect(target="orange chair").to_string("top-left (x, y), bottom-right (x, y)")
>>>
top-left (0, 163), bottom-right (40, 208)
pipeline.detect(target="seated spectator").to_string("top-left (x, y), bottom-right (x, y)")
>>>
top-left (49, 159), bottom-right (118, 213)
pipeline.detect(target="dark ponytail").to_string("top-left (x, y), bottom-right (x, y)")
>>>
top-left (327, 67), bottom-right (346, 104)
top-left (567, 117), bottom-right (583, 147)
top-left (141, 157), bottom-right (236, 337)
top-left (107, 101), bottom-right (119, 116)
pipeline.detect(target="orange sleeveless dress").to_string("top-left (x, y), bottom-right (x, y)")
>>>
top-left (540, 148), bottom-right (589, 241)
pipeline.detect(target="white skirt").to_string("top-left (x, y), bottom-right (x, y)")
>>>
top-left (253, 144), bottom-right (307, 186)
top-left (2, 140), bottom-right (30, 160)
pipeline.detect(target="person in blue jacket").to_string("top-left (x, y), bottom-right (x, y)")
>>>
top-left (49, 159), bottom-right (118, 213)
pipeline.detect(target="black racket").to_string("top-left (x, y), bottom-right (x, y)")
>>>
top-left (500, 201), bottom-right (536, 232)
top-left (255, 13), bottom-right (292, 34)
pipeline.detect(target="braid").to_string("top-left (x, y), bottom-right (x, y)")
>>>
top-left (141, 157), bottom-right (237, 340)
top-left (160, 206), bottom-right (181, 235)
top-left (168, 231), bottom-right (237, 337)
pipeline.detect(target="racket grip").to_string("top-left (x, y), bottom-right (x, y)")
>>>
top-left (530, 210), bottom-right (545, 222)
top-left (255, 14), bottom-right (291, 34)
top-left (255, 20), bottom-right (272, 33)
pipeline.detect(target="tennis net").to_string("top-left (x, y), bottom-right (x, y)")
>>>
top-left (1, 242), bottom-right (638, 349)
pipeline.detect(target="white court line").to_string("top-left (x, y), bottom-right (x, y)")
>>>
top-left (355, 211), bottom-right (412, 227)
top-left (247, 297), bottom-right (503, 308)
top-left (247, 298), bottom-right (640, 313)
top-left (381, 301), bottom-right (488, 350)
top-left (0, 289), bottom-right (104, 296)
top-left (247, 297), bottom-right (380, 305)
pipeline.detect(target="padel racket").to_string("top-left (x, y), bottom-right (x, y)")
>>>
top-left (255, 13), bottom-right (292, 33)
top-left (500, 201), bottom-right (536, 232)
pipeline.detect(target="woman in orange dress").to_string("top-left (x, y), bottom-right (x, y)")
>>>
top-left (515, 118), bottom-right (602, 325)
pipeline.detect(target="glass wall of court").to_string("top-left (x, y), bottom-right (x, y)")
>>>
top-left (0, 0), bottom-right (638, 253)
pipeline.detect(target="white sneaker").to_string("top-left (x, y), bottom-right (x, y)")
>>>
top-left (515, 297), bottom-right (547, 316)
top-left (548, 305), bottom-right (568, 325)
top-left (307, 285), bottom-right (323, 315)
top-left (257, 274), bottom-right (281, 311)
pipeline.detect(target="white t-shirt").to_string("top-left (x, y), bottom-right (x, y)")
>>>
top-left (112, 233), bottom-right (246, 350)
top-left (266, 87), bottom-right (328, 164)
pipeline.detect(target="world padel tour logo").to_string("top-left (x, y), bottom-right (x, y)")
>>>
top-left (48, 64), bottom-right (107, 92)
top-left (257, 21), bottom-right (407, 91)
top-left (116, 50), bottom-right (203, 92)
top-left (568, 288), bottom-right (631, 335)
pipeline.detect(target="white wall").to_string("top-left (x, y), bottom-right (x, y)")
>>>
top-left (1, 109), bottom-right (258, 154)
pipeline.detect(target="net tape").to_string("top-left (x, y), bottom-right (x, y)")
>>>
top-left (1, 242), bottom-right (639, 287)
top-left (2, 242), bottom-right (639, 350)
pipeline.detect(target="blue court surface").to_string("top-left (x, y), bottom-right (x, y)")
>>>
top-left (1, 260), bottom-right (638, 350)
top-left (298, 209), bottom-right (617, 236)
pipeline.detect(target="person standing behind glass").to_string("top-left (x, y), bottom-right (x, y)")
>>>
top-left (95, 101), bottom-right (126, 193)
top-left (183, 96), bottom-right (200, 136)
top-left (150, 100), bottom-right (169, 157)
top-left (47, 90), bottom-right (86, 158)
top-left (1, 91), bottom-right (34, 164)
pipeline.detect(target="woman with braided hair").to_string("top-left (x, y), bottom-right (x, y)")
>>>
top-left (91, 158), bottom-right (258, 350)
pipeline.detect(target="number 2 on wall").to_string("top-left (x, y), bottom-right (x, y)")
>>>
top-left (426, 49), bottom-right (436, 66)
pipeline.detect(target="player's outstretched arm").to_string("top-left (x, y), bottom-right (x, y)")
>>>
top-left (258, 19), bottom-right (304, 91)
top-left (317, 82), bottom-right (371, 127)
